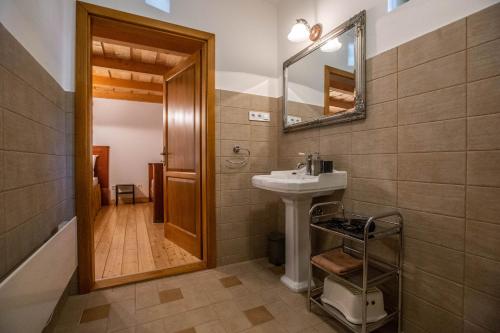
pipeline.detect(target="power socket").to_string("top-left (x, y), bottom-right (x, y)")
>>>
top-left (249, 111), bottom-right (270, 122)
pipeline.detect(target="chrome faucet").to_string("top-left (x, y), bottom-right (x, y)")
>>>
top-left (298, 152), bottom-right (322, 175)
top-left (298, 152), bottom-right (316, 175)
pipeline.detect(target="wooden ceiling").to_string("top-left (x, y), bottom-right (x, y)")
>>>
top-left (91, 17), bottom-right (202, 104)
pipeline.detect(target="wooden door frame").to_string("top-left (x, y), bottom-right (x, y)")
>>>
top-left (75, 1), bottom-right (216, 293)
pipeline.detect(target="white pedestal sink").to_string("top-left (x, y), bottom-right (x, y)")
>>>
top-left (252, 169), bottom-right (347, 292)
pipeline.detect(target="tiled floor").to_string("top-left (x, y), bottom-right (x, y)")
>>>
top-left (46, 259), bottom-right (376, 333)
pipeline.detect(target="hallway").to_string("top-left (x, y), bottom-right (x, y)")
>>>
top-left (94, 203), bottom-right (201, 281)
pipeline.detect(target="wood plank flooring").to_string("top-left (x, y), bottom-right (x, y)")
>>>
top-left (93, 203), bottom-right (201, 281)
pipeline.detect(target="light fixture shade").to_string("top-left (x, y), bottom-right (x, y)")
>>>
top-left (287, 21), bottom-right (310, 43)
top-left (320, 38), bottom-right (342, 52)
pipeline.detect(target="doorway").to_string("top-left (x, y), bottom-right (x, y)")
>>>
top-left (75, 1), bottom-right (216, 293)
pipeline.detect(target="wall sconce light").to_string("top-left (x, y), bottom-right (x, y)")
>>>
top-left (287, 19), bottom-right (322, 43)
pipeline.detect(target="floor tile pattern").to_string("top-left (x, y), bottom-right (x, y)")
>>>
top-left (45, 259), bottom-right (376, 333)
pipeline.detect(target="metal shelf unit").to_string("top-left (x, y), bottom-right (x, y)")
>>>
top-left (307, 201), bottom-right (403, 333)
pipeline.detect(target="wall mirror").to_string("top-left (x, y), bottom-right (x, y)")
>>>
top-left (282, 11), bottom-right (366, 132)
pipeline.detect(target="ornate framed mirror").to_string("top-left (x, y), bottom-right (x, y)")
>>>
top-left (282, 10), bottom-right (366, 132)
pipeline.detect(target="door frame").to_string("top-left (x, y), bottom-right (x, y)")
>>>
top-left (75, 1), bottom-right (216, 293)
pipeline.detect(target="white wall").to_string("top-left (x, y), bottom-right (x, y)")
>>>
top-left (92, 98), bottom-right (163, 200)
top-left (277, 0), bottom-right (499, 71)
top-left (0, 0), bottom-right (279, 96)
top-left (1, 0), bottom-right (498, 97)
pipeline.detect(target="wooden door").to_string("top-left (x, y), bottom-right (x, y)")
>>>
top-left (163, 52), bottom-right (202, 258)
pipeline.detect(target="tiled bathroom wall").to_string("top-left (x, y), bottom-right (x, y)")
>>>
top-left (215, 90), bottom-right (281, 265)
top-left (0, 24), bottom-right (75, 280)
top-left (277, 3), bottom-right (500, 332)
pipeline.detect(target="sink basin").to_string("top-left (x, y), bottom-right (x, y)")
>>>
top-left (252, 169), bottom-right (347, 196)
top-left (252, 169), bottom-right (347, 292)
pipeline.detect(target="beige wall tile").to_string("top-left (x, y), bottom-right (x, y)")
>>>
top-left (366, 48), bottom-right (397, 81)
top-left (318, 133), bottom-right (351, 155)
top-left (398, 84), bottom-right (466, 125)
top-left (468, 113), bottom-right (500, 150)
top-left (467, 186), bottom-right (500, 224)
top-left (249, 157), bottom-right (273, 173)
top-left (220, 124), bottom-right (250, 141)
top-left (398, 152), bottom-right (466, 184)
top-left (220, 90), bottom-right (251, 108)
top-left (398, 119), bottom-right (466, 153)
top-left (401, 208), bottom-right (464, 251)
top-left (352, 127), bottom-right (397, 154)
top-left (403, 267), bottom-right (463, 315)
top-left (466, 220), bottom-right (500, 261)
top-left (250, 141), bottom-right (274, 157)
top-left (352, 200), bottom-right (397, 217)
top-left (3, 185), bottom-right (42, 232)
top-left (403, 319), bottom-right (427, 333)
top-left (0, 193), bottom-right (4, 234)
top-left (467, 151), bottom-right (500, 187)
top-left (249, 189), bottom-right (277, 204)
top-left (404, 237), bottom-right (464, 283)
top-left (279, 136), bottom-right (319, 157)
top-left (403, 291), bottom-right (463, 333)
top-left (398, 181), bottom-right (465, 217)
top-left (464, 287), bottom-right (500, 332)
top-left (351, 178), bottom-right (397, 206)
top-left (251, 125), bottom-right (276, 142)
top-left (366, 73), bottom-right (397, 105)
top-left (463, 320), bottom-right (492, 333)
top-left (219, 206), bottom-right (250, 224)
top-left (467, 75), bottom-right (500, 116)
top-left (465, 254), bottom-right (500, 298)
top-left (220, 106), bottom-right (249, 125)
top-left (0, 108), bottom-right (4, 150)
top-left (220, 174), bottom-right (252, 190)
top-left (468, 38), bottom-right (500, 82)
top-left (318, 122), bottom-right (351, 136)
top-left (217, 222), bottom-right (251, 241)
top-left (220, 190), bottom-right (250, 207)
top-left (398, 51), bottom-right (466, 98)
top-left (398, 19), bottom-right (466, 70)
top-left (351, 101), bottom-right (397, 132)
top-left (351, 154), bottom-right (396, 180)
top-left (215, 89), bottom-right (221, 106)
top-left (220, 140), bottom-right (249, 157)
top-left (467, 2), bottom-right (500, 47)
top-left (250, 95), bottom-right (277, 112)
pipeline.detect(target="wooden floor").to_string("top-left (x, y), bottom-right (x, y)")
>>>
top-left (93, 203), bottom-right (201, 281)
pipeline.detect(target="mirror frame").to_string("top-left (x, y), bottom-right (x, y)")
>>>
top-left (282, 10), bottom-right (366, 132)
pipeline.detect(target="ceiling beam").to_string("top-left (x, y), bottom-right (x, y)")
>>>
top-left (93, 56), bottom-right (170, 75)
top-left (92, 17), bottom-right (202, 57)
top-left (93, 76), bottom-right (163, 92)
top-left (93, 90), bottom-right (163, 104)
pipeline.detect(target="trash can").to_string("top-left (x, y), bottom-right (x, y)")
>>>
top-left (268, 232), bottom-right (285, 266)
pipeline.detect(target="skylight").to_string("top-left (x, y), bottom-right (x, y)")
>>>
top-left (145, 0), bottom-right (170, 13)
top-left (387, 0), bottom-right (409, 12)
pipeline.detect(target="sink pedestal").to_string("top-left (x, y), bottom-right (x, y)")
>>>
top-left (280, 196), bottom-right (312, 292)
top-left (251, 169), bottom-right (347, 293)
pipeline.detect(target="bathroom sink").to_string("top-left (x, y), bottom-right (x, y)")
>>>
top-left (252, 169), bottom-right (347, 196)
top-left (252, 169), bottom-right (347, 292)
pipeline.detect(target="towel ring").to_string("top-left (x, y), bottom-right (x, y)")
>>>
top-left (224, 145), bottom-right (250, 168)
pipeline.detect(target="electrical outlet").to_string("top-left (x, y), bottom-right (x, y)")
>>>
top-left (287, 115), bottom-right (302, 124)
top-left (249, 111), bottom-right (270, 122)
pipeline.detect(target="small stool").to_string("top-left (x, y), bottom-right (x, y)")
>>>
top-left (115, 184), bottom-right (135, 206)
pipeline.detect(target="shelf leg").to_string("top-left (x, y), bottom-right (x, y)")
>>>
top-left (280, 197), bottom-right (312, 292)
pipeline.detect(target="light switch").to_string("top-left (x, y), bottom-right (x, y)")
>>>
top-left (249, 111), bottom-right (270, 122)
